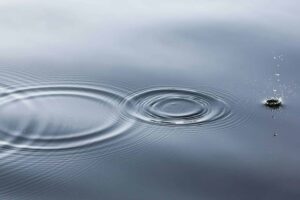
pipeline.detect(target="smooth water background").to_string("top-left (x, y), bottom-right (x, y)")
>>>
top-left (0, 1), bottom-right (300, 199)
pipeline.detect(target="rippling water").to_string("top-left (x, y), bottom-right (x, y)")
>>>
top-left (0, 1), bottom-right (300, 200)
top-left (121, 87), bottom-right (246, 127)
top-left (0, 84), bottom-right (135, 151)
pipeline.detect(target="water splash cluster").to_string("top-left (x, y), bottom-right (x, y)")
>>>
top-left (264, 54), bottom-right (284, 110)
top-left (264, 54), bottom-right (285, 136)
top-left (272, 54), bottom-right (284, 99)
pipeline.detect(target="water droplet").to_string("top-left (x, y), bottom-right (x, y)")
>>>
top-left (279, 55), bottom-right (284, 61)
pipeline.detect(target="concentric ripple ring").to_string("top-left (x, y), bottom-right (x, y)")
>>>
top-left (121, 87), bottom-right (236, 127)
top-left (0, 84), bottom-right (133, 150)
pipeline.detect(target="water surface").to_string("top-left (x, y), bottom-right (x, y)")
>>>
top-left (0, 1), bottom-right (300, 199)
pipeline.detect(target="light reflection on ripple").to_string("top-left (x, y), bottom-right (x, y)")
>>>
top-left (121, 87), bottom-right (246, 128)
top-left (0, 84), bottom-right (134, 150)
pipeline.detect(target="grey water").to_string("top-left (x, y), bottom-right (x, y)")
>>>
top-left (0, 1), bottom-right (300, 199)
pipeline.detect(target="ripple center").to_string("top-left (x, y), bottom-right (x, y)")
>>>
top-left (121, 87), bottom-right (234, 126)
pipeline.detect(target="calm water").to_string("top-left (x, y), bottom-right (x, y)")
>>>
top-left (0, 1), bottom-right (300, 199)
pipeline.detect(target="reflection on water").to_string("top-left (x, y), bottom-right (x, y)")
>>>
top-left (121, 87), bottom-right (246, 127)
top-left (0, 0), bottom-right (300, 200)
top-left (0, 84), bottom-right (134, 151)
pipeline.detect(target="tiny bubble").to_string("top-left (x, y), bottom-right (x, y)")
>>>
top-left (273, 133), bottom-right (278, 137)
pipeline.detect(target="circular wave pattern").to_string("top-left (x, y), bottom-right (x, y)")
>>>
top-left (122, 87), bottom-right (237, 127)
top-left (0, 84), bottom-right (133, 150)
